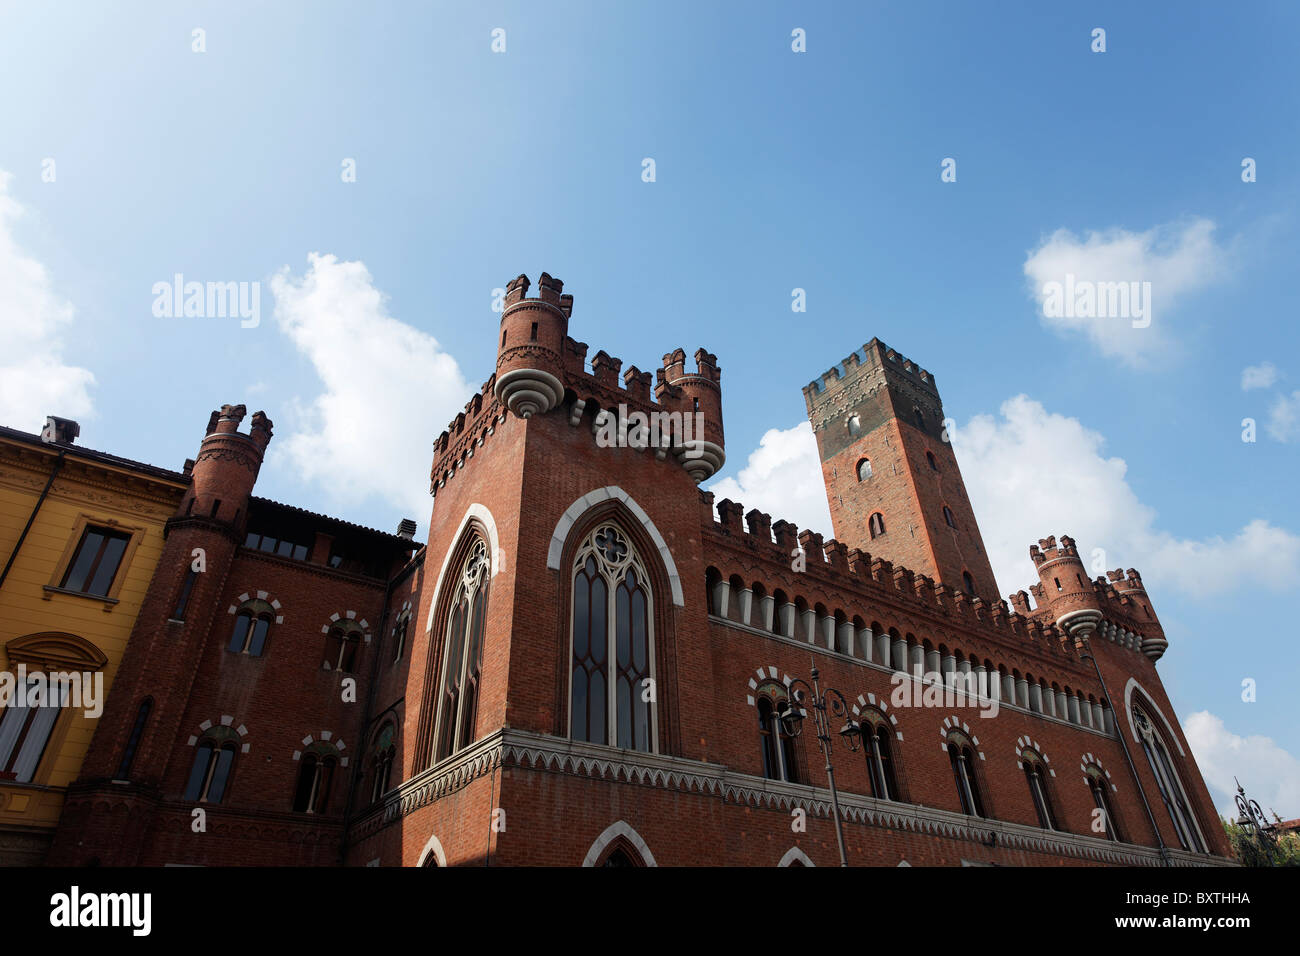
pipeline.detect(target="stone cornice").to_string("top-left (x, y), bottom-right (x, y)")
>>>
top-left (348, 728), bottom-right (1234, 867)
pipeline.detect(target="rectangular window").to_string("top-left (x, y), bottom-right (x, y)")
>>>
top-left (61, 526), bottom-right (131, 596)
top-left (0, 678), bottom-right (66, 782)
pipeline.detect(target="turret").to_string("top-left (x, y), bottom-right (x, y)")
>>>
top-left (1108, 567), bottom-right (1168, 660)
top-left (182, 404), bottom-right (272, 530)
top-left (1029, 534), bottom-right (1104, 647)
top-left (494, 272), bottom-right (570, 419)
top-left (654, 347), bottom-right (725, 482)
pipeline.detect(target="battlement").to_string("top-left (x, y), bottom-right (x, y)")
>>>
top-left (801, 337), bottom-right (939, 415)
top-left (503, 272), bottom-right (574, 317)
top-left (1029, 534), bottom-right (1080, 566)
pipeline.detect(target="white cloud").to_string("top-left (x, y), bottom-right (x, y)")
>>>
top-left (711, 395), bottom-right (1300, 599)
top-left (1266, 389), bottom-right (1300, 443)
top-left (1241, 362), bottom-right (1279, 391)
top-left (1184, 711), bottom-right (1300, 820)
top-left (955, 395), bottom-right (1300, 597)
top-left (1023, 218), bottom-right (1229, 365)
top-left (0, 171), bottom-right (95, 429)
top-left (270, 253), bottom-right (473, 531)
top-left (707, 421), bottom-right (832, 537)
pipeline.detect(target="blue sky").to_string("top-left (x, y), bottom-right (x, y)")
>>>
top-left (1, 1), bottom-right (1297, 819)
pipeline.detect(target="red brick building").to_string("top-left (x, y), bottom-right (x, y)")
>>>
top-left (49, 272), bottom-right (1234, 867)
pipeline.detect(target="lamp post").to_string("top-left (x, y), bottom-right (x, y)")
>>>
top-left (1233, 777), bottom-right (1276, 865)
top-left (777, 661), bottom-right (860, 867)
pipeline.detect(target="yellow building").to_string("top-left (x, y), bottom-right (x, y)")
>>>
top-left (0, 417), bottom-right (187, 865)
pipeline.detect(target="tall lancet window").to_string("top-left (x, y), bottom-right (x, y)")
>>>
top-left (570, 525), bottom-right (656, 752)
top-left (1135, 706), bottom-right (1206, 853)
top-left (434, 538), bottom-right (490, 763)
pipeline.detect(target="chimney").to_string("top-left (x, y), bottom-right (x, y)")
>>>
top-left (396, 519), bottom-right (417, 540)
top-left (40, 416), bottom-right (80, 445)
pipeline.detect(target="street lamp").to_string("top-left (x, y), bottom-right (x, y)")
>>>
top-left (778, 661), bottom-right (860, 866)
top-left (1233, 777), bottom-right (1276, 865)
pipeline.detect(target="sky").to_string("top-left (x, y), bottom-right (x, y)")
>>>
top-left (1, 1), bottom-right (1297, 822)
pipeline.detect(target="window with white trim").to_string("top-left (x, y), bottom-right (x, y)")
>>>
top-left (569, 525), bottom-right (655, 752)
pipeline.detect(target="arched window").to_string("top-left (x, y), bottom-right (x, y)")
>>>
top-left (183, 729), bottom-right (238, 803)
top-left (927, 451), bottom-right (938, 471)
top-left (228, 600), bottom-right (274, 656)
top-left (947, 735), bottom-right (985, 817)
top-left (868, 512), bottom-right (886, 539)
top-left (756, 684), bottom-right (798, 783)
top-left (943, 505), bottom-right (957, 529)
top-left (962, 571), bottom-right (975, 594)
top-left (1134, 706), bottom-right (1206, 852)
top-left (847, 414), bottom-right (862, 436)
top-left (435, 538), bottom-right (490, 762)
top-left (860, 711), bottom-right (898, 801)
top-left (292, 747), bottom-right (338, 814)
top-left (913, 407), bottom-right (925, 430)
top-left (324, 623), bottom-right (363, 673)
top-left (570, 525), bottom-right (655, 752)
top-left (115, 698), bottom-right (152, 780)
top-left (1086, 765), bottom-right (1122, 842)
top-left (856, 458), bottom-right (872, 481)
top-left (1021, 750), bottom-right (1056, 829)
top-left (392, 612), bottom-right (410, 663)
top-left (370, 722), bottom-right (396, 803)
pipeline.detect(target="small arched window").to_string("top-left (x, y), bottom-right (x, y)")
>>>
top-left (947, 735), bottom-right (985, 817)
top-left (913, 408), bottom-right (925, 430)
top-left (1086, 765), bottom-right (1121, 842)
top-left (115, 698), bottom-right (153, 780)
top-left (856, 458), bottom-right (872, 481)
top-left (847, 414), bottom-right (862, 436)
top-left (370, 723), bottom-right (396, 804)
top-left (962, 571), bottom-right (975, 595)
top-left (860, 711), bottom-right (898, 801)
top-left (756, 684), bottom-right (798, 784)
top-left (392, 612), bottom-right (410, 664)
top-left (183, 729), bottom-right (238, 803)
top-left (868, 512), bottom-right (886, 539)
top-left (228, 600), bottom-right (274, 656)
top-left (943, 506), bottom-right (957, 529)
top-left (324, 623), bottom-right (363, 673)
top-left (292, 747), bottom-right (338, 814)
top-left (1021, 750), bottom-right (1056, 830)
top-left (927, 451), bottom-right (938, 471)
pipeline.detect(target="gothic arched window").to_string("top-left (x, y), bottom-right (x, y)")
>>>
top-left (1135, 706), bottom-right (1206, 852)
top-left (860, 711), bottom-right (898, 801)
top-left (1022, 749), bottom-right (1056, 830)
top-left (1086, 765), bottom-right (1121, 842)
top-left (947, 735), bottom-right (985, 817)
top-left (435, 538), bottom-right (490, 763)
top-left (293, 747), bottom-right (338, 814)
top-left (370, 722), bottom-right (396, 803)
top-left (228, 600), bottom-right (274, 657)
top-left (868, 512), bottom-right (886, 539)
top-left (183, 729), bottom-right (238, 803)
top-left (570, 525), bottom-right (655, 752)
top-left (857, 458), bottom-right (872, 481)
top-left (324, 623), bottom-right (363, 673)
top-left (756, 685), bottom-right (798, 783)
top-left (943, 505), bottom-right (958, 529)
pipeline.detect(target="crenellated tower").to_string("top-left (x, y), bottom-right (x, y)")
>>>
top-left (654, 347), bottom-right (725, 482)
top-left (494, 272), bottom-right (571, 419)
top-left (803, 338), bottom-right (998, 599)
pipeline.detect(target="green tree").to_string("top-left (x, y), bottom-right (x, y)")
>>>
top-left (1221, 815), bottom-right (1300, 867)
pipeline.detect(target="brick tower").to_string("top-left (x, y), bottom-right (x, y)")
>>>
top-left (802, 339), bottom-right (998, 599)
